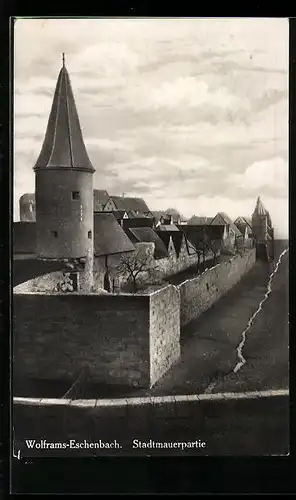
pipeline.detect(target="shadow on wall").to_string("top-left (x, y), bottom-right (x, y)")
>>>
top-left (179, 248), bottom-right (256, 327)
top-left (13, 285), bottom-right (181, 390)
top-left (13, 258), bottom-right (66, 287)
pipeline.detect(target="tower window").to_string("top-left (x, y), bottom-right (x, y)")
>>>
top-left (72, 191), bottom-right (80, 200)
top-left (50, 230), bottom-right (58, 238)
top-left (88, 230), bottom-right (92, 239)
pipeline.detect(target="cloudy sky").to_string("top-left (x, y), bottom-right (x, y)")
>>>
top-left (14, 18), bottom-right (289, 237)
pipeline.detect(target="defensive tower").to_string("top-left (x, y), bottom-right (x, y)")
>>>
top-left (33, 54), bottom-right (95, 290)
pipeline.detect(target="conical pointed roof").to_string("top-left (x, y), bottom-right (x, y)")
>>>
top-left (34, 55), bottom-right (95, 172)
top-left (253, 196), bottom-right (267, 216)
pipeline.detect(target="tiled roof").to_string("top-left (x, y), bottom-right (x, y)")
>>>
top-left (156, 224), bottom-right (180, 232)
top-left (216, 212), bottom-right (234, 225)
top-left (94, 213), bottom-right (135, 257)
top-left (235, 218), bottom-right (253, 236)
top-left (177, 225), bottom-right (206, 253)
top-left (122, 218), bottom-right (154, 229)
top-left (177, 224), bottom-right (225, 253)
top-left (94, 210), bottom-right (126, 221)
top-left (128, 227), bottom-right (168, 259)
top-left (187, 216), bottom-right (213, 225)
top-left (211, 212), bottom-right (243, 237)
top-left (253, 196), bottom-right (267, 216)
top-left (234, 216), bottom-right (252, 229)
top-left (152, 210), bottom-right (182, 223)
top-left (93, 190), bottom-right (111, 210)
top-left (13, 216), bottom-right (135, 258)
top-left (127, 210), bottom-right (153, 219)
top-left (110, 196), bottom-right (150, 214)
top-left (19, 193), bottom-right (35, 203)
top-left (34, 60), bottom-right (95, 173)
top-left (156, 230), bottom-right (184, 257)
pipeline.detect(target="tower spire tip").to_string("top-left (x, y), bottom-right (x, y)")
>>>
top-left (62, 52), bottom-right (65, 67)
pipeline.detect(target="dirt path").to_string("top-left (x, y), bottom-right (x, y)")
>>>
top-left (149, 244), bottom-right (288, 396)
top-left (209, 247), bottom-right (289, 393)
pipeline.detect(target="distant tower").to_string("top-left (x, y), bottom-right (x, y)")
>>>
top-left (252, 196), bottom-right (268, 242)
top-left (251, 196), bottom-right (274, 261)
top-left (33, 54), bottom-right (95, 291)
top-left (19, 193), bottom-right (36, 222)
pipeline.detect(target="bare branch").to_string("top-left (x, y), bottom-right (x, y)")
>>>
top-left (117, 248), bottom-right (157, 292)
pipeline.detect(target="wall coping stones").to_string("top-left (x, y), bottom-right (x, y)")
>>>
top-left (177, 250), bottom-right (255, 288)
top-left (14, 397), bottom-right (44, 405)
top-left (69, 399), bottom-right (97, 407)
top-left (13, 389), bottom-right (289, 408)
top-left (94, 398), bottom-right (128, 407)
top-left (13, 289), bottom-right (168, 298)
top-left (39, 398), bottom-right (72, 405)
top-left (174, 394), bottom-right (199, 402)
top-left (178, 263), bottom-right (220, 287)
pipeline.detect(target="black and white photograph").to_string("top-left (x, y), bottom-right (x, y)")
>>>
top-left (12, 17), bottom-right (289, 457)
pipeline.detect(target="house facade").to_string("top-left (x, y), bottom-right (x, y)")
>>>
top-left (234, 217), bottom-right (254, 249)
top-left (210, 212), bottom-right (243, 254)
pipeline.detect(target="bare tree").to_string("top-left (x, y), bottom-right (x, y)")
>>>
top-left (117, 243), bottom-right (158, 293)
top-left (165, 207), bottom-right (181, 217)
top-left (103, 255), bottom-right (112, 292)
top-left (186, 228), bottom-right (223, 271)
top-left (234, 235), bottom-right (245, 255)
top-left (186, 227), bottom-right (210, 273)
top-left (208, 238), bottom-right (222, 264)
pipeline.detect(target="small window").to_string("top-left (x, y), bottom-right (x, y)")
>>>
top-left (72, 191), bottom-right (80, 200)
top-left (88, 230), bottom-right (92, 239)
top-left (50, 230), bottom-right (58, 238)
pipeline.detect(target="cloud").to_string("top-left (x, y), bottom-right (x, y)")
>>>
top-left (105, 155), bottom-right (214, 187)
top-left (14, 137), bottom-right (41, 154)
top-left (85, 137), bottom-right (135, 152)
top-left (229, 156), bottom-right (288, 196)
top-left (129, 77), bottom-right (247, 111)
top-left (14, 93), bottom-right (52, 118)
top-left (72, 43), bottom-right (141, 78)
top-left (13, 18), bottom-right (289, 237)
top-left (14, 115), bottom-right (49, 138)
top-left (244, 157), bottom-right (288, 192)
top-left (15, 76), bottom-right (57, 94)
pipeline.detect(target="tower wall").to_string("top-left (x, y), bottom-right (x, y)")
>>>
top-left (252, 215), bottom-right (268, 242)
top-left (19, 194), bottom-right (36, 222)
top-left (35, 168), bottom-right (93, 260)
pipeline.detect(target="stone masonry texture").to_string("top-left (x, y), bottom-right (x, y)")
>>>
top-left (13, 294), bottom-right (150, 388)
top-left (149, 286), bottom-right (181, 387)
top-left (179, 248), bottom-right (256, 326)
top-left (13, 249), bottom-right (255, 391)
